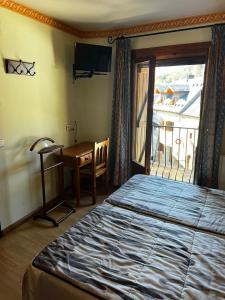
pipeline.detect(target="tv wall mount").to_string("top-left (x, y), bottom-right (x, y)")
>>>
top-left (73, 68), bottom-right (107, 80)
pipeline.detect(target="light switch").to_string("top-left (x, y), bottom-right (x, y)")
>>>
top-left (0, 139), bottom-right (5, 147)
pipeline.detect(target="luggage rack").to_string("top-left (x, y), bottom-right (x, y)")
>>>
top-left (30, 137), bottom-right (75, 226)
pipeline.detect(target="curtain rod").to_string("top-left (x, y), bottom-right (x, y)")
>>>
top-left (108, 22), bottom-right (224, 44)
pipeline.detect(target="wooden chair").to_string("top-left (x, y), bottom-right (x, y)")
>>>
top-left (80, 138), bottom-right (109, 204)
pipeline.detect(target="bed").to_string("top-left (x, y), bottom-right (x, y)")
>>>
top-left (107, 175), bottom-right (225, 235)
top-left (23, 176), bottom-right (225, 300)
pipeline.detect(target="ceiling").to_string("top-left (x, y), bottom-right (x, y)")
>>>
top-left (14, 0), bottom-right (225, 31)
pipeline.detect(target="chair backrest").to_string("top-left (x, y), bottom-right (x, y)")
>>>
top-left (92, 138), bottom-right (109, 175)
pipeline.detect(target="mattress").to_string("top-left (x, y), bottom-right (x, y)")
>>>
top-left (107, 175), bottom-right (225, 235)
top-left (31, 202), bottom-right (225, 300)
top-left (23, 265), bottom-right (100, 300)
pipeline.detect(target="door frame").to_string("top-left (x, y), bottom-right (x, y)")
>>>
top-left (131, 42), bottom-right (210, 176)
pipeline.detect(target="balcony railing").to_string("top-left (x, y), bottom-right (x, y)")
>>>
top-left (150, 125), bottom-right (199, 183)
top-left (134, 125), bottom-right (199, 183)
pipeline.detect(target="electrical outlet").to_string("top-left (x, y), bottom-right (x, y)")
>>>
top-left (66, 124), bottom-right (74, 132)
top-left (0, 139), bottom-right (5, 147)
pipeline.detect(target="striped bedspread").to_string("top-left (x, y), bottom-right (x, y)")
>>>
top-left (33, 202), bottom-right (225, 300)
top-left (107, 175), bottom-right (225, 235)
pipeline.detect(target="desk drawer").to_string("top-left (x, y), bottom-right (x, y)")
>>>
top-left (79, 153), bottom-right (92, 166)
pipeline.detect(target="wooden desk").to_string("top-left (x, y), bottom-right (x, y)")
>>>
top-left (62, 142), bottom-right (93, 206)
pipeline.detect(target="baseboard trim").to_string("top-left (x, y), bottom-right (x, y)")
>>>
top-left (1, 189), bottom-right (73, 236)
top-left (2, 205), bottom-right (42, 235)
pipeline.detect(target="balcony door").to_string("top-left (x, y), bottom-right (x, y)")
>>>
top-left (131, 43), bottom-right (209, 182)
top-left (132, 58), bottom-right (155, 174)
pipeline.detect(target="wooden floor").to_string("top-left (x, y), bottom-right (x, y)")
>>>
top-left (0, 194), bottom-right (106, 300)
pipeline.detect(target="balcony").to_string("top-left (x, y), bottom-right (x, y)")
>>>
top-left (135, 125), bottom-right (199, 183)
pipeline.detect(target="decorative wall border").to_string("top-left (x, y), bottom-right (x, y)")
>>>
top-left (0, 0), bottom-right (82, 37)
top-left (0, 0), bottom-right (225, 39)
top-left (82, 12), bottom-right (225, 38)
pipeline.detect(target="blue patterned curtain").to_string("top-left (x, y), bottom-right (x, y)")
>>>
top-left (110, 38), bottom-right (132, 186)
top-left (195, 24), bottom-right (225, 188)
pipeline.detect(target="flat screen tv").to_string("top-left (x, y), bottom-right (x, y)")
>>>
top-left (74, 43), bottom-right (112, 74)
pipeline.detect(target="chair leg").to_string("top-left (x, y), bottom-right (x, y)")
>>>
top-left (104, 172), bottom-right (109, 194)
top-left (91, 175), bottom-right (96, 204)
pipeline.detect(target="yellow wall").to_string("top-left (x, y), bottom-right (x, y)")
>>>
top-left (75, 28), bottom-right (211, 140)
top-left (0, 8), bottom-right (77, 229)
top-left (0, 7), bottom-right (213, 230)
top-left (72, 38), bottom-right (114, 142)
top-left (131, 27), bottom-right (211, 49)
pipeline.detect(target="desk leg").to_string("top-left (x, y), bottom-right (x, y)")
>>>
top-left (74, 163), bottom-right (80, 207)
